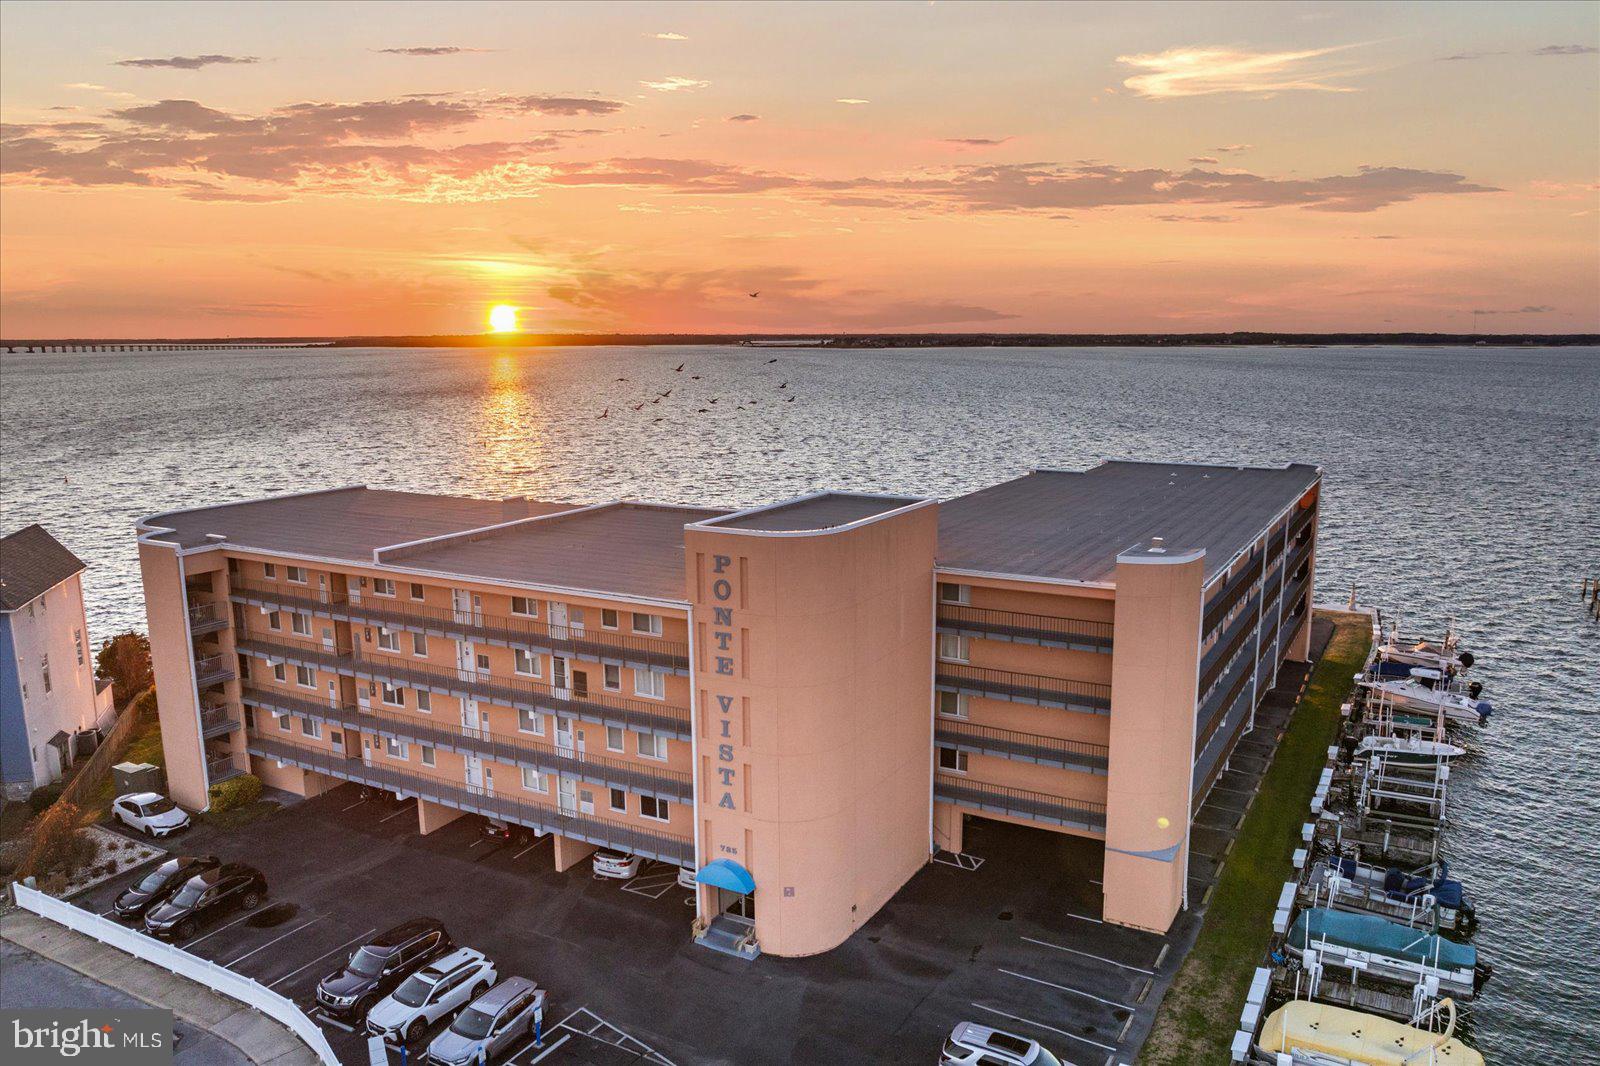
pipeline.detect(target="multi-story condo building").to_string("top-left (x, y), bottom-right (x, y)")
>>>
top-left (2, 524), bottom-right (117, 799)
top-left (137, 461), bottom-right (1319, 957)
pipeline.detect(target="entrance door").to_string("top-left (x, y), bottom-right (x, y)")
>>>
top-left (572, 669), bottom-right (589, 699)
top-left (552, 656), bottom-right (570, 697)
top-left (465, 753), bottom-right (484, 791)
top-left (555, 716), bottom-right (575, 753)
top-left (720, 888), bottom-right (755, 921)
top-left (452, 589), bottom-right (471, 624)
top-left (548, 602), bottom-right (568, 640)
top-left (557, 776), bottom-right (576, 814)
top-left (330, 730), bottom-right (344, 755)
top-left (456, 640), bottom-right (475, 681)
top-left (461, 698), bottom-right (479, 738)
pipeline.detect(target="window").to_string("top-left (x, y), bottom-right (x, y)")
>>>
top-left (301, 717), bottom-right (322, 739)
top-left (40, 655), bottom-right (51, 693)
top-left (605, 726), bottom-right (624, 752)
top-left (385, 737), bottom-right (408, 760)
top-left (286, 565), bottom-right (308, 584)
top-left (238, 656), bottom-right (250, 680)
top-left (513, 648), bottom-right (540, 676)
top-left (291, 612), bottom-right (311, 636)
top-left (412, 632), bottom-right (428, 656)
top-left (267, 610), bottom-right (282, 631)
top-left (510, 597), bottom-right (538, 618)
top-left (517, 709), bottom-right (545, 735)
top-left (476, 653), bottom-right (490, 672)
top-left (601, 609), bottom-right (619, 629)
top-left (636, 732), bottom-right (667, 760)
top-left (609, 788), bottom-right (627, 812)
top-left (263, 563), bottom-right (276, 579)
top-left (373, 578), bottom-right (396, 597)
top-left (603, 663), bottom-right (621, 690)
top-left (276, 711), bottom-right (291, 731)
top-left (273, 662), bottom-right (287, 682)
top-left (381, 682), bottom-right (404, 707)
top-left (420, 745), bottom-right (436, 767)
top-left (937, 633), bottom-right (969, 662)
top-left (640, 795), bottom-right (670, 822)
top-left (74, 629), bottom-right (84, 666)
top-left (631, 612), bottom-right (662, 636)
top-left (377, 628), bottom-right (399, 651)
top-left (937, 747), bottom-right (968, 773)
top-left (409, 582), bottom-right (425, 601)
top-left (520, 767), bottom-right (547, 793)
top-left (296, 664), bottom-right (316, 688)
top-left (569, 607), bottom-right (586, 627)
top-left (937, 582), bottom-right (970, 605)
top-left (936, 691), bottom-right (968, 718)
top-left (416, 689), bottom-right (432, 713)
top-left (633, 668), bottom-right (666, 699)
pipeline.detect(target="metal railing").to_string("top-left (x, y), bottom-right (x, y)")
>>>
top-left (187, 600), bottom-right (229, 635)
top-left (1289, 503), bottom-right (1317, 540)
top-left (935, 604), bottom-right (1112, 653)
top-left (1203, 550), bottom-right (1264, 634)
top-left (934, 774), bottom-right (1106, 832)
top-left (1198, 641), bottom-right (1255, 741)
top-left (235, 634), bottom-right (692, 739)
top-left (1285, 536), bottom-right (1314, 584)
top-left (1199, 589), bottom-right (1261, 693)
top-left (193, 653), bottom-right (235, 688)
top-left (206, 756), bottom-right (241, 784)
top-left (229, 580), bottom-right (689, 673)
top-left (199, 704), bottom-right (239, 738)
top-left (241, 685), bottom-right (692, 801)
top-left (245, 733), bottom-right (692, 864)
top-left (934, 718), bottom-right (1108, 775)
top-left (935, 662), bottom-right (1110, 714)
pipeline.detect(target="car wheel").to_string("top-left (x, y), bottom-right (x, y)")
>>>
top-left (240, 891), bottom-right (262, 911)
top-left (405, 1018), bottom-right (425, 1044)
top-left (176, 919), bottom-right (196, 940)
top-left (356, 997), bottom-right (375, 1022)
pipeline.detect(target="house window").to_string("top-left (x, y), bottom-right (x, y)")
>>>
top-left (267, 610), bottom-right (282, 631)
top-left (286, 566), bottom-right (308, 584)
top-left (411, 632), bottom-right (428, 656)
top-left (937, 746), bottom-right (968, 773)
top-left (381, 683), bottom-right (404, 707)
top-left (631, 612), bottom-right (662, 636)
top-left (373, 578), bottom-right (396, 597)
top-left (40, 655), bottom-right (51, 693)
top-left (476, 653), bottom-right (490, 671)
top-left (420, 745), bottom-right (435, 767)
top-left (416, 689), bottom-right (432, 713)
top-left (510, 597), bottom-right (538, 618)
top-left (517, 708), bottom-right (545, 735)
top-left (275, 711), bottom-right (291, 731)
top-left (636, 732), bottom-right (667, 760)
top-left (409, 582), bottom-right (425, 601)
top-left (377, 628), bottom-right (399, 651)
top-left (385, 737), bottom-right (408, 760)
top-left (295, 664), bottom-right (316, 688)
top-left (609, 788), bottom-right (627, 812)
top-left (569, 607), bottom-right (586, 628)
top-left (606, 726), bottom-right (624, 752)
top-left (603, 663), bottom-right (621, 690)
top-left (633, 668), bottom-right (666, 699)
top-left (521, 767), bottom-right (547, 793)
top-left (937, 634), bottom-right (969, 662)
top-left (74, 629), bottom-right (84, 666)
top-left (640, 795), bottom-right (670, 822)
top-left (291, 612), bottom-right (311, 636)
top-left (601, 609), bottom-right (619, 629)
top-left (936, 691), bottom-right (968, 718)
top-left (937, 582), bottom-right (969, 604)
top-left (263, 563), bottom-right (276, 579)
top-left (301, 717), bottom-right (321, 739)
top-left (272, 662), bottom-right (287, 682)
top-left (514, 648), bottom-right (540, 676)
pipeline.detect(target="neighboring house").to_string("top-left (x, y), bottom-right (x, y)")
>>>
top-left (1, 524), bottom-right (115, 800)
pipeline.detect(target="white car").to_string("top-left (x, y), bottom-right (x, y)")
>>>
top-left (367, 946), bottom-right (496, 1045)
top-left (592, 850), bottom-right (641, 879)
top-left (940, 1022), bottom-right (1062, 1066)
top-left (113, 792), bottom-right (190, 838)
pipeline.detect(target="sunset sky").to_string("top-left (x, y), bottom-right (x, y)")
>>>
top-left (2, 0), bottom-right (1596, 337)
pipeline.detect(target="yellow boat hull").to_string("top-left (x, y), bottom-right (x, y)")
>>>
top-left (1258, 1001), bottom-right (1484, 1065)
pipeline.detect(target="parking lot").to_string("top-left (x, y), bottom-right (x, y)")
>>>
top-left (73, 621), bottom-right (1331, 1066)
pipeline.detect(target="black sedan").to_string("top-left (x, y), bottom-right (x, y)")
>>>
top-left (143, 862), bottom-right (267, 940)
top-left (112, 855), bottom-right (221, 922)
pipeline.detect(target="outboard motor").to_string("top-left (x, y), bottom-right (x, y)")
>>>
top-left (1468, 680), bottom-right (1484, 701)
top-left (1476, 700), bottom-right (1494, 726)
top-left (1458, 651), bottom-right (1475, 669)
top-left (1383, 866), bottom-right (1407, 899)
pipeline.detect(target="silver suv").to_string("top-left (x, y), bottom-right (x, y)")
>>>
top-left (940, 1022), bottom-right (1062, 1066)
top-left (426, 976), bottom-right (545, 1065)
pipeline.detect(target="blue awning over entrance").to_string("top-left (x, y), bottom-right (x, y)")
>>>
top-left (695, 858), bottom-right (756, 895)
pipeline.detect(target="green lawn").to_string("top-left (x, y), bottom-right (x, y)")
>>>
top-left (1141, 612), bottom-right (1372, 1063)
top-left (79, 712), bottom-right (166, 826)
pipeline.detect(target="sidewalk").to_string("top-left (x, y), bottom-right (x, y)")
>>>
top-left (1, 910), bottom-right (322, 1066)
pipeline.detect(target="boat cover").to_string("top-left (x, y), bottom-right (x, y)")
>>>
top-left (1258, 1001), bottom-right (1484, 1065)
top-left (1290, 908), bottom-right (1477, 970)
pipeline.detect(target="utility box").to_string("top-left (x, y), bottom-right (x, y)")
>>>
top-left (113, 762), bottom-right (163, 797)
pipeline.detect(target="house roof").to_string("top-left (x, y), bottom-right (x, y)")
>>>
top-left (702, 492), bottom-right (924, 533)
top-left (0, 524), bottom-right (87, 611)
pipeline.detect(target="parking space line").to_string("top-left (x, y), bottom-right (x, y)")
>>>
top-left (1020, 936), bottom-right (1155, 975)
top-left (523, 1034), bottom-right (571, 1063)
top-left (970, 1002), bottom-right (1114, 1054)
top-left (269, 927), bottom-right (377, 988)
top-left (1061, 911), bottom-right (1104, 925)
top-left (379, 801), bottom-right (416, 823)
top-left (998, 967), bottom-right (1136, 1012)
top-left (512, 835), bottom-right (551, 860)
top-left (182, 912), bottom-right (256, 949)
top-left (224, 916), bottom-right (326, 968)
top-left (339, 799), bottom-right (367, 812)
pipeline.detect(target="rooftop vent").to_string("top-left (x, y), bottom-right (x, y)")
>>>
top-left (1149, 537), bottom-right (1167, 554)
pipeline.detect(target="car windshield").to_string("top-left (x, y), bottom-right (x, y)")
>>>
top-left (450, 1006), bottom-right (495, 1039)
top-left (391, 974), bottom-right (432, 1008)
top-left (347, 947), bottom-right (391, 978)
top-left (136, 866), bottom-right (176, 892)
top-left (143, 798), bottom-right (177, 815)
top-left (171, 882), bottom-right (205, 907)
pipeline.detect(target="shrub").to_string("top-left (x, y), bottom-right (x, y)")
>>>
top-left (17, 802), bottom-right (99, 881)
top-left (96, 632), bottom-right (153, 706)
top-left (28, 784), bottom-right (64, 813)
top-left (207, 773), bottom-right (263, 813)
top-left (132, 686), bottom-right (159, 719)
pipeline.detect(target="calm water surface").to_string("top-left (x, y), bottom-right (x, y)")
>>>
top-left (3, 343), bottom-right (1597, 1060)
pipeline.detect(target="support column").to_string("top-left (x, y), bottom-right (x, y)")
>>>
top-left (417, 798), bottom-right (464, 834)
top-left (553, 834), bottom-right (599, 872)
top-left (932, 802), bottom-right (964, 855)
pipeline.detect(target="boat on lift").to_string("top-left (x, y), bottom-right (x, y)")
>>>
top-left (1286, 908), bottom-right (1492, 999)
top-left (1255, 998), bottom-right (1483, 1065)
top-left (1305, 856), bottom-right (1476, 935)
top-left (1361, 671), bottom-right (1492, 727)
top-left (1354, 734), bottom-right (1467, 764)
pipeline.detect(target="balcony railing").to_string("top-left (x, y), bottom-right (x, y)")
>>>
top-left (1203, 550), bottom-right (1264, 635)
top-left (229, 580), bottom-right (689, 674)
top-left (235, 634), bottom-right (692, 740)
top-left (206, 756), bottom-right (241, 784)
top-left (934, 774), bottom-right (1106, 833)
top-left (241, 685), bottom-right (691, 801)
top-left (1198, 642), bottom-right (1254, 740)
top-left (1289, 503), bottom-right (1317, 541)
top-left (188, 600), bottom-right (229, 636)
top-left (935, 719), bottom-right (1108, 775)
top-left (1199, 589), bottom-right (1261, 693)
top-left (935, 662), bottom-right (1110, 714)
top-left (935, 604), bottom-right (1112, 654)
top-left (193, 653), bottom-right (235, 689)
top-left (1284, 536), bottom-right (1314, 585)
top-left (245, 733), bottom-right (692, 864)
top-left (199, 703), bottom-right (240, 739)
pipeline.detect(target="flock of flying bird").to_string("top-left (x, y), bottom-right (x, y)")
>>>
top-left (594, 355), bottom-right (796, 423)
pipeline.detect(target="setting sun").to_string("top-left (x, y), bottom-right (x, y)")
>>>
top-left (488, 305), bottom-right (518, 333)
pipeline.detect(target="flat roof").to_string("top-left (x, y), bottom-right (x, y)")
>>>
top-left (386, 502), bottom-right (729, 602)
top-left (140, 487), bottom-right (566, 560)
top-left (706, 492), bottom-right (923, 533)
top-left (936, 461), bottom-right (1320, 586)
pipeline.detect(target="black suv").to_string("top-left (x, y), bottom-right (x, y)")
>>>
top-left (316, 918), bottom-right (451, 1020)
top-left (112, 855), bottom-right (221, 922)
top-left (143, 862), bottom-right (267, 940)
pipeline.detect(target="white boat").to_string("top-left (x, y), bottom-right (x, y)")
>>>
top-left (1360, 678), bottom-right (1491, 727)
top-left (1354, 735), bottom-right (1466, 763)
top-left (1305, 856), bottom-right (1476, 934)
top-left (1255, 998), bottom-right (1483, 1066)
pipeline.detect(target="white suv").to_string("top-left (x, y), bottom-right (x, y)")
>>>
top-left (366, 947), bottom-right (496, 1045)
top-left (113, 792), bottom-right (190, 837)
top-left (940, 1022), bottom-right (1062, 1066)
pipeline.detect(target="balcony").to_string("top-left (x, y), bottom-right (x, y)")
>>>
top-left (935, 662), bottom-right (1110, 715)
top-left (934, 774), bottom-right (1106, 833)
top-left (1203, 550), bottom-right (1264, 634)
top-left (200, 702), bottom-right (240, 739)
top-left (935, 719), bottom-right (1108, 775)
top-left (1198, 589), bottom-right (1261, 693)
top-left (240, 685), bottom-right (692, 801)
top-left (936, 604), bottom-right (1112, 654)
top-left (234, 634), bottom-right (692, 740)
top-left (1198, 643), bottom-right (1254, 739)
top-left (1289, 503), bottom-right (1317, 541)
top-left (229, 580), bottom-right (689, 675)
top-left (245, 732), bottom-right (692, 864)
top-left (193, 652), bottom-right (235, 689)
top-left (188, 600), bottom-right (229, 636)
top-left (206, 755), bottom-right (242, 785)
